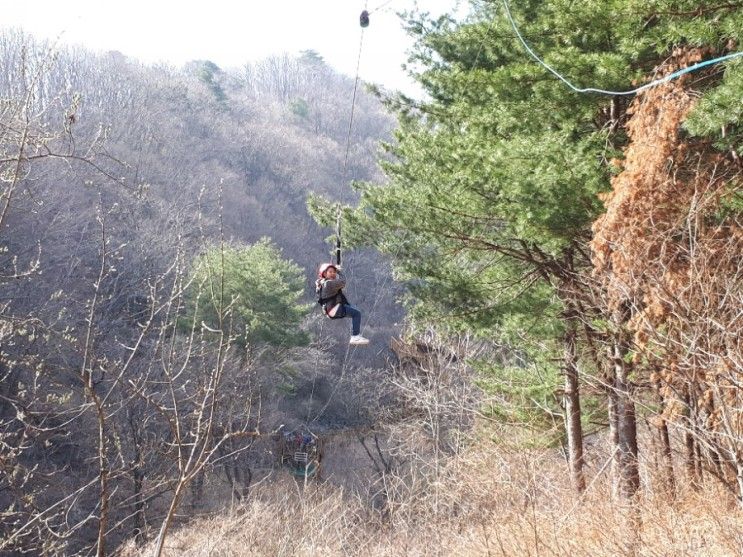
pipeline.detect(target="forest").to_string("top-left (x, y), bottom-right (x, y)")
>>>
top-left (1, 0), bottom-right (742, 555)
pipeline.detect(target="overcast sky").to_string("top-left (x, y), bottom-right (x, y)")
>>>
top-left (2, 0), bottom-right (467, 96)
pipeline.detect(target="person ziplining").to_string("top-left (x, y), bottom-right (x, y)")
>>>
top-left (315, 206), bottom-right (369, 345)
top-left (316, 262), bottom-right (369, 345)
top-left (308, 4), bottom-right (375, 347)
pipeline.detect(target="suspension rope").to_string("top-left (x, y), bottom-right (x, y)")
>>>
top-left (343, 2), bottom-right (368, 174)
top-left (307, 2), bottom-right (369, 428)
top-left (335, 204), bottom-right (342, 267)
top-left (310, 0), bottom-right (498, 427)
top-left (502, 0), bottom-right (743, 96)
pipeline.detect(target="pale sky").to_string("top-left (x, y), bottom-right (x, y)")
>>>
top-left (1, 0), bottom-right (467, 96)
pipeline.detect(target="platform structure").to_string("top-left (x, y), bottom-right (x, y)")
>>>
top-left (278, 428), bottom-right (322, 479)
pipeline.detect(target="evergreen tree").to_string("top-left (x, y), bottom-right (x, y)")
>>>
top-left (187, 239), bottom-right (311, 349)
top-left (312, 0), bottom-right (742, 494)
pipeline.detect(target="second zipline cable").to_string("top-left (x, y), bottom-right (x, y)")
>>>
top-left (502, 0), bottom-right (743, 96)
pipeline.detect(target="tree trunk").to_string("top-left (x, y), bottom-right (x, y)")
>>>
top-left (96, 433), bottom-right (109, 556)
top-left (658, 416), bottom-right (675, 495)
top-left (563, 319), bottom-right (586, 492)
top-left (684, 430), bottom-right (698, 488)
top-left (683, 387), bottom-right (701, 490)
top-left (606, 368), bottom-right (621, 499)
top-left (656, 384), bottom-right (675, 497)
top-left (695, 440), bottom-right (704, 487)
top-left (613, 338), bottom-right (639, 499)
top-left (87, 389), bottom-right (109, 557)
top-left (190, 470), bottom-right (205, 511)
top-left (132, 467), bottom-right (146, 545)
top-left (154, 481), bottom-right (186, 557)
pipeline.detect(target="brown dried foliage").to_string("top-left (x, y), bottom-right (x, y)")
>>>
top-left (591, 48), bottom-right (743, 493)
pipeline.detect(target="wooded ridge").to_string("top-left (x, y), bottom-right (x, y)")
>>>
top-left (2, 0), bottom-right (742, 553)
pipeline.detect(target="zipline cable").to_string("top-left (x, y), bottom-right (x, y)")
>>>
top-left (502, 0), bottom-right (743, 96)
top-left (369, 0), bottom-right (395, 14)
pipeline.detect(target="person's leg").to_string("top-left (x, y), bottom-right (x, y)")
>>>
top-left (343, 304), bottom-right (361, 336)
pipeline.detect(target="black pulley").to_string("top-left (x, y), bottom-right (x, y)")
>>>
top-left (359, 10), bottom-right (370, 28)
top-left (335, 206), bottom-right (342, 266)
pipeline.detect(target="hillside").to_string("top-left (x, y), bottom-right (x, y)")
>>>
top-left (2, 0), bottom-right (743, 555)
top-left (0, 30), bottom-right (402, 555)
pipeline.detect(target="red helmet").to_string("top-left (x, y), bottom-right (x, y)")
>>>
top-left (318, 263), bottom-right (337, 278)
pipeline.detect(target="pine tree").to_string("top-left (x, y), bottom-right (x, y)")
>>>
top-left (315, 0), bottom-right (742, 497)
top-left (186, 239), bottom-right (311, 349)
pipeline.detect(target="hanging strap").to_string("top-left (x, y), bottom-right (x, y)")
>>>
top-left (335, 204), bottom-right (342, 267)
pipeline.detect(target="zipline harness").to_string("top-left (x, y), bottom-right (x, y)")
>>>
top-left (315, 205), bottom-right (348, 318)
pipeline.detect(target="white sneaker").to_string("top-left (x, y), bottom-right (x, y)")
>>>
top-left (349, 335), bottom-right (369, 345)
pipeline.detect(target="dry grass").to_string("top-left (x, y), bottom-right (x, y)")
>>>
top-left (122, 428), bottom-right (743, 557)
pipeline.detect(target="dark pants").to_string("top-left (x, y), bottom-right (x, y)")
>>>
top-left (342, 304), bottom-right (361, 336)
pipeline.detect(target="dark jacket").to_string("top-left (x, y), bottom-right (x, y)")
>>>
top-left (316, 271), bottom-right (349, 315)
